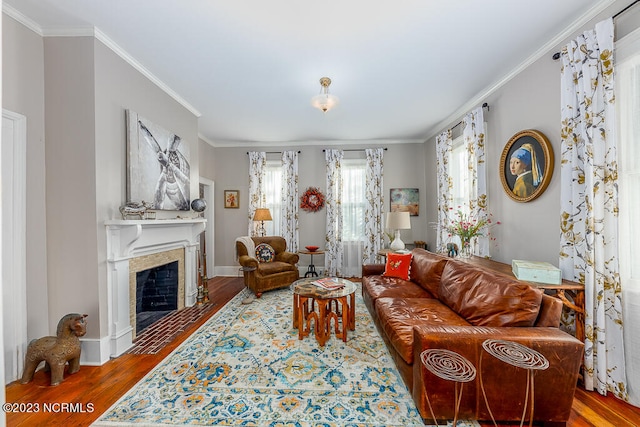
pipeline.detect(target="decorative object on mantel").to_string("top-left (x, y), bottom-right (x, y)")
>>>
top-left (119, 201), bottom-right (153, 220)
top-left (300, 187), bottom-right (325, 212)
top-left (20, 313), bottom-right (88, 386)
top-left (500, 129), bottom-right (554, 203)
top-left (310, 77), bottom-right (339, 113)
top-left (191, 198), bottom-right (207, 213)
top-left (126, 110), bottom-right (190, 211)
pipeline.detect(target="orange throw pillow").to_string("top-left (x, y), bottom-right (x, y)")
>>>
top-left (383, 252), bottom-right (412, 280)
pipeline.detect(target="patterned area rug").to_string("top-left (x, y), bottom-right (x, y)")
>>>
top-left (93, 286), bottom-right (479, 427)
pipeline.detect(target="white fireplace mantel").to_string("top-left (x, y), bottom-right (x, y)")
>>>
top-left (105, 218), bottom-right (206, 357)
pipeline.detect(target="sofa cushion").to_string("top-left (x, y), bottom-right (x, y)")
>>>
top-left (383, 252), bottom-right (413, 280)
top-left (376, 298), bottom-right (470, 364)
top-left (409, 249), bottom-right (449, 297)
top-left (362, 275), bottom-right (433, 302)
top-left (439, 260), bottom-right (543, 327)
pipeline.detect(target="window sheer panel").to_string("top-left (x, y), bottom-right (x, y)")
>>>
top-left (264, 160), bottom-right (283, 236)
top-left (617, 26), bottom-right (640, 407)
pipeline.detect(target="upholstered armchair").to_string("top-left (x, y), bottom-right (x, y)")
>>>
top-left (236, 236), bottom-right (299, 297)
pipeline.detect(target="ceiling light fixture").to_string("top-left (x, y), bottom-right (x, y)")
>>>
top-left (311, 77), bottom-right (339, 113)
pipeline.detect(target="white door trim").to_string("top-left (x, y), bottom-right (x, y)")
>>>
top-left (2, 109), bottom-right (28, 384)
top-left (199, 177), bottom-right (214, 278)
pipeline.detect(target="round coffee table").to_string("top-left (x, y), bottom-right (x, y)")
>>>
top-left (291, 277), bottom-right (356, 346)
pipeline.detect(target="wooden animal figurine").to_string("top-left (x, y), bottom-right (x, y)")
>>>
top-left (20, 313), bottom-right (88, 386)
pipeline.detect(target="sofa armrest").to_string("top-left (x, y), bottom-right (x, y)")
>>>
top-left (412, 324), bottom-right (583, 422)
top-left (238, 255), bottom-right (259, 269)
top-left (362, 263), bottom-right (385, 277)
top-left (276, 251), bottom-right (299, 265)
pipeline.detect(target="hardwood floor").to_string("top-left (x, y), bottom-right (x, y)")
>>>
top-left (5, 276), bottom-right (640, 427)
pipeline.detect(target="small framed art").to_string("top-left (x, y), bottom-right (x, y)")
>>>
top-left (224, 190), bottom-right (239, 208)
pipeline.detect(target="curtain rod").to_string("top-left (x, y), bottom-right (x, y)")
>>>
top-left (322, 148), bottom-right (388, 152)
top-left (450, 102), bottom-right (491, 131)
top-left (246, 150), bottom-right (301, 154)
top-left (552, 0), bottom-right (639, 60)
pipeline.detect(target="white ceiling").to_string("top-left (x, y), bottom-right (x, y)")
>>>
top-left (4, 0), bottom-right (613, 147)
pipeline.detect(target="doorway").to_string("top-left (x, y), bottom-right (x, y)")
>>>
top-left (2, 110), bottom-right (28, 384)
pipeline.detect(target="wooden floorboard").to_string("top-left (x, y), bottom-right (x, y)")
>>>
top-left (5, 276), bottom-right (640, 426)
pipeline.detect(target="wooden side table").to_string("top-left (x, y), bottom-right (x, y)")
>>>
top-left (298, 250), bottom-right (325, 277)
top-left (291, 278), bottom-right (356, 346)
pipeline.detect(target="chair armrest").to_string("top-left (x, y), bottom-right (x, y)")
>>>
top-left (362, 263), bottom-right (385, 277)
top-left (276, 251), bottom-right (299, 265)
top-left (238, 255), bottom-right (259, 269)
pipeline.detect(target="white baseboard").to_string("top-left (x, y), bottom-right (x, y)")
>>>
top-left (80, 335), bottom-right (111, 366)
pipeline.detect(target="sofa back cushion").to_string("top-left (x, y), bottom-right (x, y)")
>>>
top-left (439, 260), bottom-right (543, 327)
top-left (410, 249), bottom-right (449, 297)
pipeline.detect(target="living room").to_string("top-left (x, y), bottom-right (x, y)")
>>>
top-left (3, 0), bottom-right (640, 426)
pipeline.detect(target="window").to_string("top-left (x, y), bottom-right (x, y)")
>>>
top-left (262, 160), bottom-right (283, 236)
top-left (341, 159), bottom-right (366, 241)
top-left (617, 32), bottom-right (640, 290)
top-left (450, 134), bottom-right (470, 212)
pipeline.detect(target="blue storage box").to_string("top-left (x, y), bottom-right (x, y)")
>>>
top-left (512, 259), bottom-right (562, 285)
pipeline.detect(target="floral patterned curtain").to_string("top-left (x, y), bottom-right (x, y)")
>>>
top-left (363, 148), bottom-right (384, 264)
top-left (325, 149), bottom-right (343, 277)
top-left (435, 130), bottom-right (453, 253)
top-left (462, 107), bottom-right (488, 257)
top-left (248, 151), bottom-right (266, 236)
top-left (559, 18), bottom-right (627, 398)
top-left (281, 151), bottom-right (299, 252)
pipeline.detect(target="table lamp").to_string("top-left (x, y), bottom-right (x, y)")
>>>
top-left (386, 211), bottom-right (411, 251)
top-left (253, 208), bottom-right (272, 237)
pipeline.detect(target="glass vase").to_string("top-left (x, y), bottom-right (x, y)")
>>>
top-left (458, 237), bottom-right (473, 258)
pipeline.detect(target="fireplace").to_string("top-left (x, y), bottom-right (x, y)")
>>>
top-left (129, 248), bottom-right (185, 337)
top-left (105, 218), bottom-right (205, 357)
top-left (136, 261), bottom-right (179, 333)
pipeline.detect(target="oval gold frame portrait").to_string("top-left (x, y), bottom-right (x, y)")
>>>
top-left (500, 129), bottom-right (554, 203)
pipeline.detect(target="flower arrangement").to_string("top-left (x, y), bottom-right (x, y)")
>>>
top-left (444, 207), bottom-right (499, 257)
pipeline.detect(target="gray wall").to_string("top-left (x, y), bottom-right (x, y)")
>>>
top-left (5, 21), bottom-right (200, 343)
top-left (2, 14), bottom-right (49, 339)
top-left (425, 1), bottom-right (640, 266)
top-left (210, 143), bottom-right (429, 270)
top-left (93, 39), bottom-right (200, 336)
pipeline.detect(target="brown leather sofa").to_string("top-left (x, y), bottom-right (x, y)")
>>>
top-left (236, 236), bottom-right (299, 297)
top-left (362, 248), bottom-right (584, 426)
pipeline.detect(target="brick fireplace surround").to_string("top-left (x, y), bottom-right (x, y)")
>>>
top-left (105, 219), bottom-right (205, 359)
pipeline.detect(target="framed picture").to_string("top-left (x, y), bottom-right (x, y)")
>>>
top-left (224, 190), bottom-right (239, 208)
top-left (390, 188), bottom-right (419, 216)
top-left (126, 110), bottom-right (191, 210)
top-left (500, 129), bottom-right (554, 203)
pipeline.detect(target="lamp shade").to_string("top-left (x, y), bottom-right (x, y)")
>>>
top-left (386, 211), bottom-right (411, 230)
top-left (253, 208), bottom-right (272, 221)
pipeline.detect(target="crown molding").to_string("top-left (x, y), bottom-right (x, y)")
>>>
top-left (205, 137), bottom-right (424, 148)
top-left (2, 4), bottom-right (42, 35)
top-left (92, 28), bottom-right (201, 118)
top-left (2, 6), bottom-right (201, 119)
top-left (425, 0), bottom-right (617, 141)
